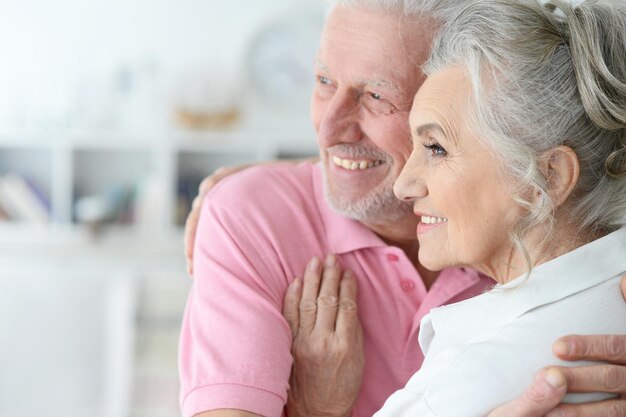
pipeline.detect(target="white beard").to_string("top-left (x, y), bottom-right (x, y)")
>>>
top-left (322, 165), bottom-right (414, 224)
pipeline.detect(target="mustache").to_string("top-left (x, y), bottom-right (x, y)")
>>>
top-left (326, 144), bottom-right (392, 163)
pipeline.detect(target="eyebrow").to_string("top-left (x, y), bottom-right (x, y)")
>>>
top-left (359, 78), bottom-right (400, 92)
top-left (313, 59), bottom-right (401, 93)
top-left (415, 123), bottom-right (448, 139)
top-left (314, 59), bottom-right (330, 72)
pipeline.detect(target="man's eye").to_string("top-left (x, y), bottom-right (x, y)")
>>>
top-left (362, 92), bottom-right (397, 115)
top-left (318, 76), bottom-right (332, 85)
top-left (424, 143), bottom-right (447, 157)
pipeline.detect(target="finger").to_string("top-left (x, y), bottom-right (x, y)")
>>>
top-left (555, 364), bottom-right (626, 394)
top-left (283, 278), bottom-right (303, 340)
top-left (547, 399), bottom-right (626, 417)
top-left (554, 335), bottom-right (626, 364)
top-left (299, 257), bottom-right (322, 334)
top-left (336, 270), bottom-right (359, 335)
top-left (621, 274), bottom-right (626, 302)
top-left (201, 165), bottom-right (253, 193)
top-left (487, 368), bottom-right (566, 417)
top-left (183, 200), bottom-right (201, 274)
top-left (315, 254), bottom-right (342, 331)
top-left (198, 174), bottom-right (219, 197)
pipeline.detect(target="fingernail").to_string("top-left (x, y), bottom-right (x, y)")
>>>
top-left (343, 270), bottom-right (352, 279)
top-left (325, 254), bottom-right (336, 267)
top-left (308, 257), bottom-right (320, 272)
top-left (553, 340), bottom-right (571, 357)
top-left (544, 369), bottom-right (565, 389)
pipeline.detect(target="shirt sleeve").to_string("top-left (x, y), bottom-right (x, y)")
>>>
top-left (179, 192), bottom-right (294, 417)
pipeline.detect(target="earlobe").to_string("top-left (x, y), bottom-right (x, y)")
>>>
top-left (542, 146), bottom-right (580, 208)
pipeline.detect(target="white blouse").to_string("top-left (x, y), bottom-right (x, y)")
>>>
top-left (375, 227), bottom-right (626, 417)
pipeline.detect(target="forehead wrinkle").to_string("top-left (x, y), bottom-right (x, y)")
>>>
top-left (412, 116), bottom-right (462, 149)
top-left (414, 95), bottom-right (463, 147)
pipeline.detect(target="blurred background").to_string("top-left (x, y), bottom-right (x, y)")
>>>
top-left (0, 0), bottom-right (324, 416)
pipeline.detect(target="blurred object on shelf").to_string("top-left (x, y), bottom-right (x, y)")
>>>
top-left (174, 107), bottom-right (240, 130)
top-left (171, 65), bottom-right (243, 131)
top-left (0, 174), bottom-right (51, 224)
top-left (74, 185), bottom-right (135, 227)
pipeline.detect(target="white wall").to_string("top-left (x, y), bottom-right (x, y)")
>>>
top-left (0, 0), bottom-right (325, 130)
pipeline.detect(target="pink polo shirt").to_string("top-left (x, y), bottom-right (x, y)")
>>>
top-left (179, 162), bottom-right (491, 417)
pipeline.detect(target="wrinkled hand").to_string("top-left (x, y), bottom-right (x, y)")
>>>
top-left (283, 255), bottom-right (365, 417)
top-left (488, 274), bottom-right (626, 417)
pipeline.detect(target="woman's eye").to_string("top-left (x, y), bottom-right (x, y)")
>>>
top-left (424, 142), bottom-right (447, 157)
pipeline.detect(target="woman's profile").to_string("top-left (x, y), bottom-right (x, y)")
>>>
top-left (383, 0), bottom-right (626, 414)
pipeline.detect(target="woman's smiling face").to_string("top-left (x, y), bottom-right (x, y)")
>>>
top-left (393, 66), bottom-right (527, 279)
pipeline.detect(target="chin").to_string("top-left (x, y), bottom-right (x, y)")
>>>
top-left (418, 249), bottom-right (451, 272)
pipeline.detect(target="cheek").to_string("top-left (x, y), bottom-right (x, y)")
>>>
top-left (450, 183), bottom-right (520, 255)
top-left (370, 113), bottom-right (412, 162)
top-left (310, 94), bottom-right (327, 134)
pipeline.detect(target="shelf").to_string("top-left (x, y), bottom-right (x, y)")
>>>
top-left (0, 126), bottom-right (316, 240)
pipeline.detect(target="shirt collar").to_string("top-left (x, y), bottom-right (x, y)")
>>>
top-left (311, 163), bottom-right (389, 254)
top-left (422, 227), bottom-right (626, 350)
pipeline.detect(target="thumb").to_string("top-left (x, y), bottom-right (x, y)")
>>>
top-left (487, 368), bottom-right (566, 417)
top-left (620, 273), bottom-right (626, 302)
top-left (283, 278), bottom-right (303, 339)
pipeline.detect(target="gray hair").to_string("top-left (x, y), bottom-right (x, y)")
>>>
top-left (325, 0), bottom-right (469, 24)
top-left (424, 0), bottom-right (626, 269)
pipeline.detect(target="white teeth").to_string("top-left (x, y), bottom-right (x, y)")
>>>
top-left (332, 156), bottom-right (382, 170)
top-left (421, 215), bottom-right (448, 224)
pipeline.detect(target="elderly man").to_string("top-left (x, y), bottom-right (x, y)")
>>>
top-left (179, 1), bottom-right (626, 417)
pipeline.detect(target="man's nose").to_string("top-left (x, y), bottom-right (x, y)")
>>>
top-left (317, 89), bottom-right (362, 147)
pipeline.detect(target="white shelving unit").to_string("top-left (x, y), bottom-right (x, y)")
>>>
top-left (0, 127), bottom-right (317, 245)
top-left (0, 125), bottom-right (318, 417)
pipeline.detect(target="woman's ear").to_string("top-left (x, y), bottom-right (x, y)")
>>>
top-left (539, 145), bottom-right (580, 207)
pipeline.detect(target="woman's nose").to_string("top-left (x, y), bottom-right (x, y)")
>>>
top-left (393, 151), bottom-right (428, 201)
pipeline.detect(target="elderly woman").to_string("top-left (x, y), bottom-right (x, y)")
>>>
top-left (380, 0), bottom-right (626, 415)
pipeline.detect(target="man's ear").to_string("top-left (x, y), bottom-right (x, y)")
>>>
top-left (539, 145), bottom-right (580, 208)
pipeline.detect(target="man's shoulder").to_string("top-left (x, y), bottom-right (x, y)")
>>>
top-left (205, 162), bottom-right (326, 227)
top-left (211, 162), bottom-right (318, 200)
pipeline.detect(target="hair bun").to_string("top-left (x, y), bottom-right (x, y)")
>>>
top-left (556, 0), bottom-right (626, 131)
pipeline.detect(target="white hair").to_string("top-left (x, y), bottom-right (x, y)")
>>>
top-left (325, 0), bottom-right (469, 24)
top-left (424, 0), bottom-right (626, 270)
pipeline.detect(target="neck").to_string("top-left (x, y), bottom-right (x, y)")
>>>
top-left (478, 219), bottom-right (595, 284)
